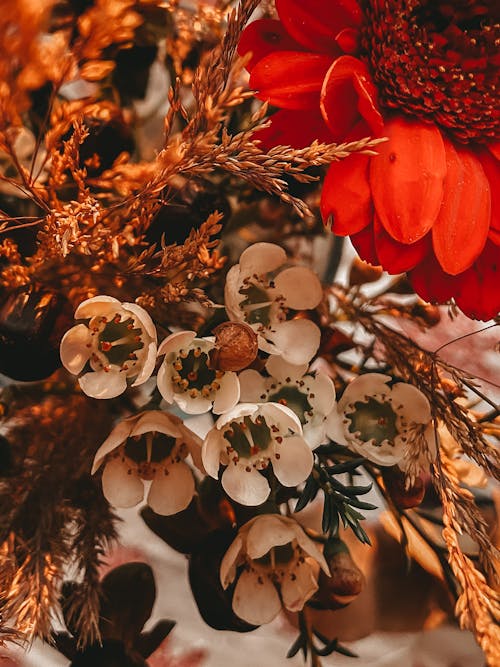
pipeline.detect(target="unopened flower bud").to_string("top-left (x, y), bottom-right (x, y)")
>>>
top-left (383, 467), bottom-right (425, 509)
top-left (315, 539), bottom-right (364, 609)
top-left (209, 322), bottom-right (258, 372)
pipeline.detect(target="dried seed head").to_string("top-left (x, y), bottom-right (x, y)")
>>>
top-left (209, 322), bottom-right (258, 372)
top-left (383, 467), bottom-right (426, 509)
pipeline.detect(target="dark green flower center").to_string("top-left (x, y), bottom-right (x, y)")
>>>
top-left (224, 415), bottom-right (272, 458)
top-left (239, 282), bottom-right (273, 327)
top-left (172, 347), bottom-right (222, 397)
top-left (97, 313), bottom-right (144, 368)
top-left (346, 397), bottom-right (398, 447)
top-left (268, 386), bottom-right (313, 425)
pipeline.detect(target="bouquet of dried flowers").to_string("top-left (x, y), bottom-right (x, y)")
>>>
top-left (0, 1), bottom-right (498, 666)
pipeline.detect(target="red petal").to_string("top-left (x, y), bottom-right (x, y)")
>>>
top-left (488, 140), bottom-right (500, 161)
top-left (320, 56), bottom-right (383, 139)
top-left (409, 254), bottom-right (457, 304)
top-left (255, 108), bottom-right (333, 150)
top-left (275, 0), bottom-right (362, 56)
top-left (454, 242), bottom-right (500, 320)
top-left (238, 19), bottom-right (305, 71)
top-left (250, 52), bottom-right (332, 110)
top-left (370, 116), bottom-right (446, 244)
top-left (476, 147), bottom-right (500, 241)
top-left (321, 151), bottom-right (372, 235)
top-left (335, 28), bottom-right (360, 55)
top-left (374, 216), bottom-right (430, 273)
top-left (350, 225), bottom-right (379, 266)
top-left (432, 141), bottom-right (490, 275)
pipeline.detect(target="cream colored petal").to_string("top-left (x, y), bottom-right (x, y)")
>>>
top-left (74, 295), bottom-right (120, 319)
top-left (274, 266), bottom-right (322, 310)
top-left (302, 421), bottom-right (327, 450)
top-left (224, 265), bottom-right (245, 321)
top-left (265, 355), bottom-right (308, 383)
top-left (212, 372), bottom-right (240, 415)
top-left (339, 373), bottom-right (392, 411)
top-left (292, 530), bottom-right (329, 574)
top-left (273, 435), bottom-right (313, 487)
top-left (60, 324), bottom-right (92, 375)
top-left (78, 369), bottom-right (128, 399)
top-left (201, 430), bottom-right (224, 479)
top-left (222, 464), bottom-right (270, 506)
top-left (281, 560), bottom-right (319, 612)
top-left (157, 361), bottom-right (175, 402)
top-left (220, 535), bottom-right (244, 589)
top-left (91, 417), bottom-right (136, 473)
top-left (214, 403), bottom-right (258, 428)
top-left (309, 373), bottom-right (336, 415)
top-left (238, 242), bottom-right (286, 279)
top-left (391, 382), bottom-right (431, 424)
top-left (147, 462), bottom-right (195, 515)
top-left (157, 330), bottom-right (196, 357)
top-left (262, 402), bottom-right (302, 434)
top-left (267, 319), bottom-right (320, 365)
top-left (122, 302), bottom-right (157, 341)
top-left (101, 458), bottom-right (144, 508)
top-left (245, 515), bottom-right (295, 559)
top-left (130, 410), bottom-right (181, 438)
top-left (132, 340), bottom-right (158, 386)
top-left (324, 410), bottom-right (349, 446)
top-left (238, 369), bottom-right (267, 403)
top-left (232, 569), bottom-right (282, 625)
top-left (174, 392), bottom-right (213, 415)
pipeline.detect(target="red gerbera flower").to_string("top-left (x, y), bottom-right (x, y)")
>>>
top-left (239, 0), bottom-right (500, 320)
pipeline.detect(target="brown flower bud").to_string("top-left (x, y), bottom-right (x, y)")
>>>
top-left (383, 467), bottom-right (425, 509)
top-left (209, 322), bottom-right (258, 372)
top-left (314, 539), bottom-right (365, 609)
top-left (349, 258), bottom-right (383, 286)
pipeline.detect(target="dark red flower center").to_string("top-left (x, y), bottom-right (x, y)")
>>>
top-left (362, 0), bottom-right (500, 142)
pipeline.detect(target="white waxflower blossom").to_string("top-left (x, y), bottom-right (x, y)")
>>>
top-left (239, 355), bottom-right (336, 449)
top-left (326, 373), bottom-right (434, 467)
top-left (157, 330), bottom-right (240, 415)
top-left (202, 402), bottom-right (314, 506)
top-left (224, 243), bottom-right (323, 365)
top-left (60, 296), bottom-right (157, 399)
top-left (220, 514), bottom-right (329, 625)
top-left (92, 410), bottom-right (202, 515)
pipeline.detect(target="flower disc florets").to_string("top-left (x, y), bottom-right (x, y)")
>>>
top-left (60, 295), bottom-right (157, 399)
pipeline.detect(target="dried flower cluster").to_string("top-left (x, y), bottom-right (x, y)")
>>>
top-left (0, 2), bottom-right (499, 667)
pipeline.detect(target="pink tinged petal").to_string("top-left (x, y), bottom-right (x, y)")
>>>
top-left (131, 340), bottom-right (157, 386)
top-left (432, 141), bottom-right (490, 275)
top-left (246, 515), bottom-right (296, 559)
top-left (220, 535), bottom-right (244, 589)
top-left (267, 319), bottom-right (321, 365)
top-left (281, 561), bottom-right (319, 612)
top-left (157, 361), bottom-right (175, 403)
top-left (303, 421), bottom-right (328, 449)
top-left (370, 117), bottom-right (447, 244)
top-left (262, 402), bottom-right (302, 433)
top-left (309, 372), bottom-right (336, 414)
top-left (130, 410), bottom-right (182, 438)
top-left (201, 430), bottom-right (224, 479)
top-left (122, 302), bottom-right (157, 341)
top-left (266, 355), bottom-right (308, 383)
top-left (224, 265), bottom-right (245, 321)
top-left (215, 403), bottom-right (259, 426)
top-left (147, 462), bottom-right (195, 516)
top-left (221, 464), bottom-right (270, 506)
top-left (273, 435), bottom-right (313, 486)
top-left (239, 369), bottom-right (268, 403)
top-left (275, 0), bottom-right (362, 55)
top-left (238, 242), bottom-right (287, 278)
top-left (74, 295), bottom-right (120, 319)
top-left (238, 19), bottom-right (305, 71)
top-left (292, 530), bottom-right (330, 574)
top-left (339, 373), bottom-right (392, 412)
top-left (60, 324), bottom-right (92, 374)
top-left (213, 372), bottom-right (240, 414)
top-left (391, 383), bottom-right (431, 425)
top-left (232, 569), bottom-right (282, 625)
top-left (157, 330), bottom-right (196, 357)
top-left (250, 52), bottom-right (332, 110)
top-left (321, 151), bottom-right (373, 235)
top-left (91, 418), bottom-right (136, 473)
top-left (174, 392), bottom-right (213, 415)
top-left (324, 410), bottom-right (349, 447)
top-left (320, 56), bottom-right (383, 139)
top-left (78, 369), bottom-right (128, 399)
top-left (101, 458), bottom-right (144, 508)
top-left (275, 266), bottom-right (323, 310)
